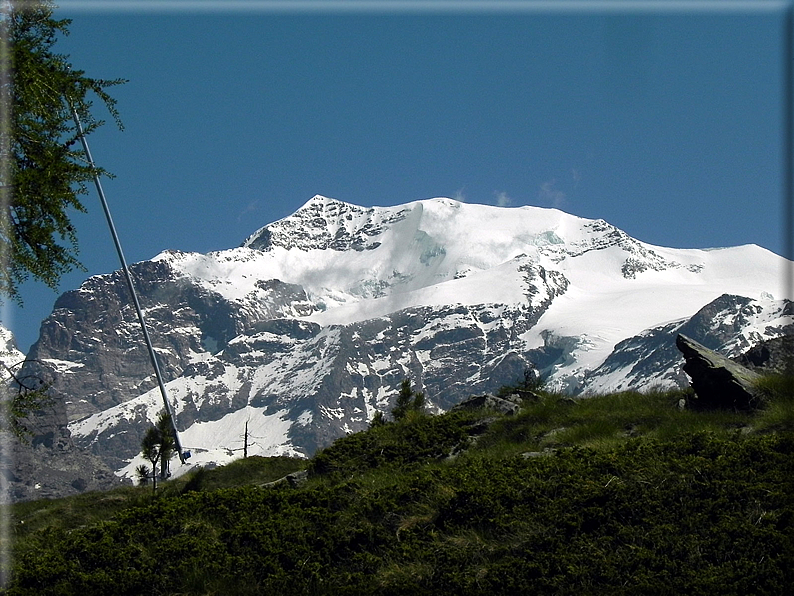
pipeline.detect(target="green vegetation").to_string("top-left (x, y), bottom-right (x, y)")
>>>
top-left (390, 378), bottom-right (426, 421)
top-left (1, 0), bottom-right (125, 441)
top-left (2, 0), bottom-right (125, 302)
top-left (137, 412), bottom-right (177, 492)
top-left (3, 383), bottom-right (793, 595)
top-left (753, 373), bottom-right (794, 432)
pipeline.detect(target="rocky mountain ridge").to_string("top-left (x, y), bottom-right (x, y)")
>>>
top-left (9, 195), bottom-right (792, 493)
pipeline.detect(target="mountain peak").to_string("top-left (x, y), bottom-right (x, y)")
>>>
top-left (17, 194), bottom-right (791, 489)
top-left (293, 194), bottom-right (344, 214)
top-left (242, 195), bottom-right (409, 253)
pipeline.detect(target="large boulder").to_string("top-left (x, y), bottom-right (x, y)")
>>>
top-left (676, 334), bottom-right (765, 411)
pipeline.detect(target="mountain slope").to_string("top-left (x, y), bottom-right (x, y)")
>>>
top-left (19, 195), bottom-right (792, 484)
top-left (8, 395), bottom-right (794, 595)
top-left (0, 324), bottom-right (24, 380)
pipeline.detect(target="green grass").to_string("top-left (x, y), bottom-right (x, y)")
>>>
top-left (469, 386), bottom-right (758, 457)
top-left (5, 455), bottom-right (305, 542)
top-left (753, 374), bottom-right (794, 432)
top-left (174, 454), bottom-right (306, 493)
top-left (3, 384), bottom-right (793, 595)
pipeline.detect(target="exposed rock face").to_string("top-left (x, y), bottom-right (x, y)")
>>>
top-left (2, 431), bottom-right (120, 503)
top-left (579, 294), bottom-right (793, 395)
top-left (676, 334), bottom-right (765, 411)
top-left (0, 387), bottom-right (119, 502)
top-left (734, 335), bottom-right (794, 375)
top-left (2, 324), bottom-right (119, 502)
top-left (64, 301), bottom-right (551, 475)
top-left (244, 198), bottom-right (408, 253)
top-left (26, 259), bottom-right (292, 423)
top-left (450, 393), bottom-right (522, 416)
top-left (11, 196), bottom-right (792, 494)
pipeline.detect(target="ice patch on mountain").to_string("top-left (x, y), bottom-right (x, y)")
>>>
top-left (27, 196), bottom-right (791, 481)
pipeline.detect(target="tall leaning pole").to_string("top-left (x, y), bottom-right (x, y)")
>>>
top-left (784, 4), bottom-right (793, 379)
top-left (70, 105), bottom-right (190, 465)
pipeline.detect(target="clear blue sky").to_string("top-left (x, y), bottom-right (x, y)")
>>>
top-left (3, 0), bottom-right (789, 353)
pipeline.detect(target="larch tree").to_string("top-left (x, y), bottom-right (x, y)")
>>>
top-left (0, 1), bottom-right (124, 435)
top-left (1, 0), bottom-right (125, 303)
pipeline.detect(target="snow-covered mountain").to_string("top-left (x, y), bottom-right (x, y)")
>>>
top-left (0, 325), bottom-right (24, 380)
top-left (20, 195), bottom-right (792, 483)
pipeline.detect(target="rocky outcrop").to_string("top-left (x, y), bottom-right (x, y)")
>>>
top-left (579, 295), bottom-right (793, 395)
top-left (260, 469), bottom-right (309, 489)
top-left (676, 334), bottom-right (765, 411)
top-left (1, 390), bottom-right (119, 503)
top-left (450, 393), bottom-right (523, 416)
top-left (734, 335), bottom-right (794, 375)
top-left (243, 196), bottom-right (410, 252)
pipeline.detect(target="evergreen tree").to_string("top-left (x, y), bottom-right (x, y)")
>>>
top-left (134, 463), bottom-right (150, 486)
top-left (155, 411), bottom-right (175, 479)
top-left (140, 426), bottom-right (161, 492)
top-left (139, 412), bottom-right (176, 491)
top-left (0, 0), bottom-right (125, 302)
top-left (391, 379), bottom-right (425, 421)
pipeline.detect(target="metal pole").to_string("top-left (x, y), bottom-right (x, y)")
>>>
top-left (70, 106), bottom-right (189, 464)
top-left (783, 5), bottom-right (793, 379)
top-left (784, 5), bottom-right (793, 303)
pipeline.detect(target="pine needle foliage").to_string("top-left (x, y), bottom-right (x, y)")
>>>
top-left (139, 412), bottom-right (176, 493)
top-left (0, 0), bottom-right (125, 302)
top-left (391, 378), bottom-right (425, 421)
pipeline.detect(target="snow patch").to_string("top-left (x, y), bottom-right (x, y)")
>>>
top-left (116, 406), bottom-right (301, 482)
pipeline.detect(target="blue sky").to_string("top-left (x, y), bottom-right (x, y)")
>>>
top-left (3, 0), bottom-right (789, 353)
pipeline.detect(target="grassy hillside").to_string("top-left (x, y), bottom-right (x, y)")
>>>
top-left (3, 384), bottom-right (793, 595)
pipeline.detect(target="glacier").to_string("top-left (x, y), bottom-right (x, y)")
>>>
top-left (15, 195), bottom-right (792, 483)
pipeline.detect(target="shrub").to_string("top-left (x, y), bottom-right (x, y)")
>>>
top-left (8, 385), bottom-right (794, 595)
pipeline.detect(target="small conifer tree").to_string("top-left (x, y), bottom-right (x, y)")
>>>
top-left (370, 410), bottom-right (386, 428)
top-left (155, 412), bottom-right (176, 479)
top-left (139, 411), bottom-right (176, 492)
top-left (135, 464), bottom-right (150, 486)
top-left (392, 379), bottom-right (426, 421)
